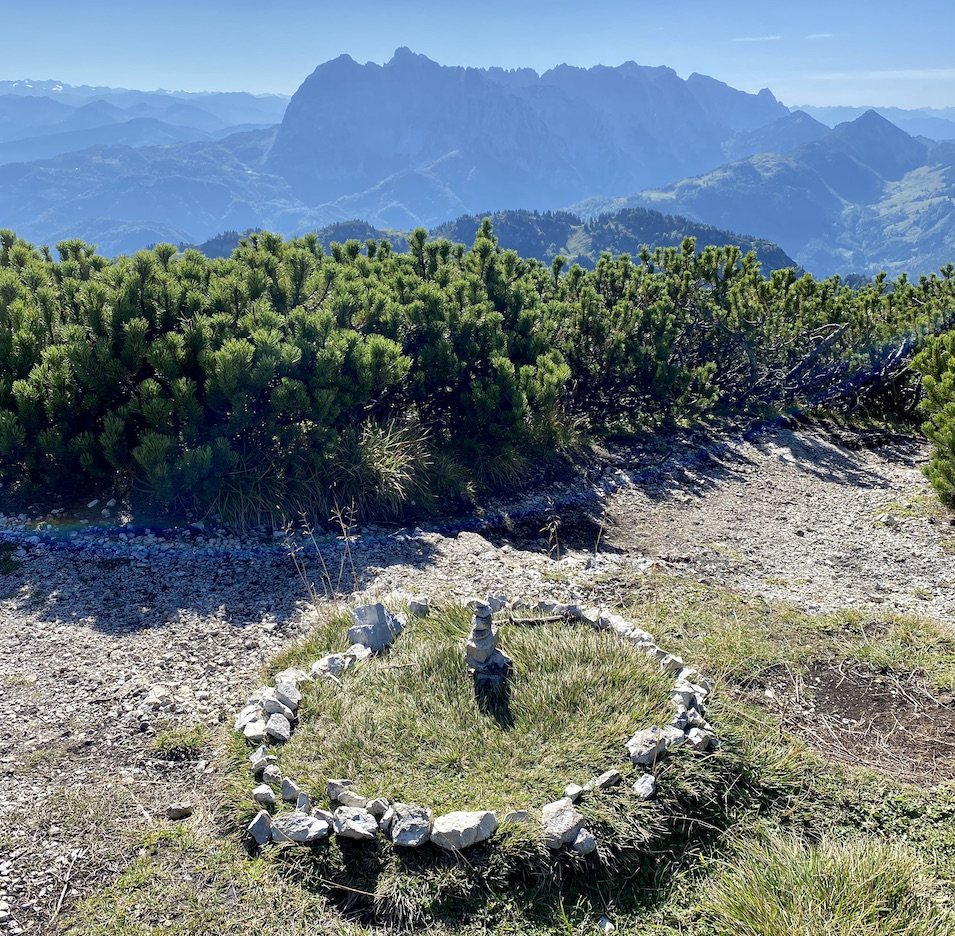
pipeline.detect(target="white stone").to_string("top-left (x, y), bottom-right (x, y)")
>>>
top-left (598, 916), bottom-right (616, 933)
top-left (252, 784), bottom-right (276, 805)
top-left (430, 810), bottom-right (498, 850)
top-left (262, 765), bottom-right (281, 786)
top-left (265, 713), bottom-right (292, 742)
top-left (281, 778), bottom-right (301, 802)
top-left (661, 725), bottom-right (686, 749)
top-left (347, 603), bottom-right (402, 652)
top-left (344, 643), bottom-right (373, 662)
top-left (593, 769), bottom-right (621, 791)
top-left (541, 798), bottom-right (585, 850)
top-left (327, 779), bottom-right (354, 802)
top-left (389, 804), bottom-right (433, 847)
top-left (243, 719), bottom-right (268, 743)
top-left (627, 727), bottom-right (668, 765)
top-left (685, 727), bottom-right (711, 751)
top-left (379, 806), bottom-right (395, 834)
top-left (274, 681), bottom-right (301, 712)
top-left (235, 702), bottom-right (264, 732)
top-left (272, 811), bottom-right (330, 844)
top-left (333, 806), bottom-right (379, 840)
top-left (311, 654), bottom-right (351, 678)
top-left (571, 827), bottom-right (596, 854)
top-left (296, 791), bottom-right (312, 812)
top-left (248, 810), bottom-right (272, 846)
top-left (366, 797), bottom-right (389, 818)
top-left (633, 774), bottom-right (656, 799)
top-left (337, 790), bottom-right (368, 809)
top-left (564, 783), bottom-right (584, 802)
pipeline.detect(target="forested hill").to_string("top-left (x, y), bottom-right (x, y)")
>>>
top-left (184, 209), bottom-right (798, 272)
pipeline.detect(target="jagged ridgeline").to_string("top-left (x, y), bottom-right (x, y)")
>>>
top-left (0, 224), bottom-right (952, 524)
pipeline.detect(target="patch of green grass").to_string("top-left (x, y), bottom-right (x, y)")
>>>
top-left (151, 725), bottom-right (208, 761)
top-left (0, 542), bottom-right (17, 575)
top-left (701, 830), bottom-right (953, 935)
top-left (271, 606), bottom-right (674, 816)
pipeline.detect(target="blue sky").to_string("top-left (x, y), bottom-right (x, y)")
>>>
top-left (4, 0), bottom-right (955, 108)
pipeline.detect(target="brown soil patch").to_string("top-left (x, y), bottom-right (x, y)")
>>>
top-left (745, 660), bottom-right (955, 784)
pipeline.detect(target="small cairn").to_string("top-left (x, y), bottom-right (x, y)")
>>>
top-left (465, 601), bottom-right (513, 686)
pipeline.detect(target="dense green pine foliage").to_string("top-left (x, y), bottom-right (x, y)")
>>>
top-left (1, 222), bottom-right (954, 522)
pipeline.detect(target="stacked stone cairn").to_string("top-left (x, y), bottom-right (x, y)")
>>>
top-left (464, 599), bottom-right (513, 686)
top-left (239, 596), bottom-right (717, 855)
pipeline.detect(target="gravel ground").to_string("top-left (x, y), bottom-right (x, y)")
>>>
top-left (0, 420), bottom-right (951, 933)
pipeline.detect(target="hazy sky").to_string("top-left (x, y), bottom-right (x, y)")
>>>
top-left (5, 0), bottom-right (954, 109)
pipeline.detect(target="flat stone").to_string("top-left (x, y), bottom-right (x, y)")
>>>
top-left (390, 804), bottom-right (433, 847)
top-left (344, 643), bottom-right (373, 662)
top-left (541, 798), bottom-right (585, 850)
top-left (262, 765), bottom-right (282, 786)
top-left (626, 727), bottom-right (667, 765)
top-left (430, 810), bottom-right (498, 850)
top-left (274, 667), bottom-right (312, 686)
top-left (265, 713), bottom-right (292, 743)
top-left (271, 811), bottom-right (329, 844)
top-left (165, 802), bottom-right (194, 820)
top-left (572, 827), bottom-right (596, 854)
top-left (333, 806), bottom-right (379, 840)
top-left (347, 603), bottom-right (402, 652)
top-left (248, 810), bottom-right (272, 846)
top-left (252, 784), bottom-right (276, 805)
top-left (281, 778), bottom-right (301, 802)
top-left (633, 774), bottom-right (656, 799)
top-left (593, 770), bottom-right (621, 791)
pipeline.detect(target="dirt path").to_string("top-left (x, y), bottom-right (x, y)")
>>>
top-left (0, 421), bottom-right (951, 933)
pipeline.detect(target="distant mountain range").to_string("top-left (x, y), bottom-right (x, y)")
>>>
top-left (1, 54), bottom-right (955, 277)
top-left (183, 207), bottom-right (799, 273)
top-left (575, 110), bottom-right (955, 277)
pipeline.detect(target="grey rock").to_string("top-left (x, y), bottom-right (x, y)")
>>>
top-left (564, 783), bottom-right (584, 802)
top-left (661, 725), bottom-right (686, 749)
top-left (265, 713), bottom-right (292, 743)
top-left (486, 594), bottom-right (507, 612)
top-left (658, 653), bottom-right (684, 675)
top-left (465, 623), bottom-right (498, 664)
top-left (344, 643), bottom-right (373, 662)
top-left (274, 681), bottom-right (301, 712)
top-left (333, 806), bottom-right (379, 840)
top-left (626, 727), bottom-right (668, 765)
top-left (252, 784), bottom-right (277, 805)
top-left (272, 811), bottom-right (330, 844)
top-left (234, 702), bottom-right (265, 732)
top-left (379, 806), bottom-right (395, 834)
top-left (165, 802), bottom-right (194, 820)
top-left (311, 807), bottom-right (335, 824)
top-left (311, 653), bottom-right (351, 678)
top-left (257, 689), bottom-right (295, 722)
top-left (571, 827), bottom-right (596, 854)
top-left (632, 774), bottom-right (656, 799)
top-left (390, 804), bottom-right (433, 847)
top-left (593, 769), bottom-right (621, 791)
top-left (327, 779), bottom-right (354, 803)
top-left (243, 718), bottom-right (268, 743)
top-left (296, 791), bottom-right (313, 812)
top-left (281, 778), bottom-right (301, 802)
top-left (541, 798), bottom-right (585, 850)
top-left (366, 797), bottom-right (389, 818)
top-left (248, 809), bottom-right (272, 846)
top-left (430, 810), bottom-right (498, 850)
top-left (598, 916), bottom-right (616, 933)
top-left (337, 790), bottom-right (368, 809)
top-left (274, 666), bottom-right (312, 686)
top-left (408, 597), bottom-right (430, 617)
top-left (347, 603), bottom-right (402, 652)
top-left (249, 745), bottom-right (277, 775)
top-left (262, 764), bottom-right (282, 786)
top-left (685, 727), bottom-right (711, 751)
